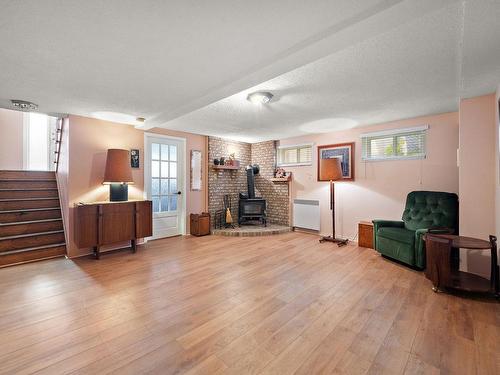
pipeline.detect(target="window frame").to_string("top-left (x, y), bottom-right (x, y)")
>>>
top-left (361, 125), bottom-right (428, 162)
top-left (276, 143), bottom-right (313, 167)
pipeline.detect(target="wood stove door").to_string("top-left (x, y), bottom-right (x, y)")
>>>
top-left (145, 134), bottom-right (186, 239)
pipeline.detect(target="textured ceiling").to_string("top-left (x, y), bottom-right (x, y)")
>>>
top-left (0, 0), bottom-right (499, 142)
top-left (162, 0), bottom-right (500, 142)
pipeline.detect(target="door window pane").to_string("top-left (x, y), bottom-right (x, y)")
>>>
top-left (152, 143), bottom-right (160, 160)
top-left (169, 162), bottom-right (177, 178)
top-left (161, 144), bottom-right (169, 161)
top-left (152, 196), bottom-right (160, 212)
top-left (169, 179), bottom-right (177, 194)
top-left (152, 178), bottom-right (160, 195)
top-left (152, 161), bottom-right (160, 178)
top-left (160, 196), bottom-right (169, 212)
top-left (161, 161), bottom-right (168, 178)
top-left (169, 145), bottom-right (177, 161)
top-left (160, 179), bottom-right (169, 195)
top-left (169, 195), bottom-right (178, 211)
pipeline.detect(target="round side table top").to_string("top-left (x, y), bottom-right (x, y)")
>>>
top-left (425, 234), bottom-right (491, 249)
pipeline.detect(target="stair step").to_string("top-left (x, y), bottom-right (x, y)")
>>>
top-left (0, 170), bottom-right (56, 180)
top-left (0, 243), bottom-right (66, 268)
top-left (0, 180), bottom-right (57, 189)
top-left (0, 198), bottom-right (60, 211)
top-left (0, 219), bottom-right (63, 237)
top-left (0, 230), bottom-right (66, 252)
top-left (0, 207), bottom-right (61, 224)
top-left (0, 189), bottom-right (59, 199)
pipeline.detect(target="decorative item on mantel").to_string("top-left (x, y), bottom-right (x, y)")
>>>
top-left (212, 157), bottom-right (240, 170)
top-left (271, 168), bottom-right (292, 182)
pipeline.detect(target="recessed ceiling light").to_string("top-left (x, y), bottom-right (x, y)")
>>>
top-left (299, 118), bottom-right (358, 134)
top-left (11, 99), bottom-right (38, 111)
top-left (92, 111), bottom-right (145, 125)
top-left (247, 91), bottom-right (273, 105)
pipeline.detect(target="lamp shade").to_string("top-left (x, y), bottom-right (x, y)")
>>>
top-left (103, 149), bottom-right (134, 184)
top-left (319, 157), bottom-right (343, 181)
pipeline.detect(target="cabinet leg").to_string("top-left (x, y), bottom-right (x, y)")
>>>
top-left (132, 239), bottom-right (137, 253)
top-left (94, 246), bottom-right (100, 260)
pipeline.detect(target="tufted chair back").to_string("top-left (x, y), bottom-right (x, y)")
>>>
top-left (402, 191), bottom-right (458, 232)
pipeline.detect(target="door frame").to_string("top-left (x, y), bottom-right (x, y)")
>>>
top-left (144, 132), bottom-right (187, 237)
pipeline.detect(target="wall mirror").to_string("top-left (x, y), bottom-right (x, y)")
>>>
top-left (191, 150), bottom-right (202, 191)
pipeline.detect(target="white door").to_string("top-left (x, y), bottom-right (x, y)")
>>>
top-left (145, 135), bottom-right (185, 239)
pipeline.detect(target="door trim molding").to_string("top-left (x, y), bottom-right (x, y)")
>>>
top-left (144, 132), bottom-right (187, 237)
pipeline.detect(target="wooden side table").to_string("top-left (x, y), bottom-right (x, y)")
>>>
top-left (358, 221), bottom-right (374, 249)
top-left (424, 234), bottom-right (499, 297)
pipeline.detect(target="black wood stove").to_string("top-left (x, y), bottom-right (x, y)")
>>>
top-left (238, 165), bottom-right (267, 226)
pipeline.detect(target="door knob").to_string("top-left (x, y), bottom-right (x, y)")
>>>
top-left (177, 191), bottom-right (182, 195)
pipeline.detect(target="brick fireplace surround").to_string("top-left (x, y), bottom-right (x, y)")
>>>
top-left (208, 137), bottom-right (289, 227)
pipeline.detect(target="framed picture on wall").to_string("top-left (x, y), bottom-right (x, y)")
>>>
top-left (130, 149), bottom-right (140, 168)
top-left (317, 142), bottom-right (355, 181)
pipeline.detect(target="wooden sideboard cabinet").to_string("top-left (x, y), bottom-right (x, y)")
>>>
top-left (75, 200), bottom-right (152, 259)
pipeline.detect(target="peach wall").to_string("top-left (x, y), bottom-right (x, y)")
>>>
top-left (496, 86), bottom-right (500, 246)
top-left (0, 108), bottom-right (24, 170)
top-left (64, 115), bottom-right (207, 258)
top-left (458, 94), bottom-right (497, 277)
top-left (279, 112), bottom-right (459, 240)
top-left (56, 118), bottom-right (70, 248)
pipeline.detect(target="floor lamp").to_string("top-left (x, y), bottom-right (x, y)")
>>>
top-left (319, 157), bottom-right (348, 246)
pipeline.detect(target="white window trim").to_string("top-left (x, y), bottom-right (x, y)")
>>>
top-left (360, 125), bottom-right (429, 138)
top-left (361, 125), bottom-right (428, 162)
top-left (276, 143), bottom-right (314, 167)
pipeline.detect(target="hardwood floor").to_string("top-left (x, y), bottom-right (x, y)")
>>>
top-left (0, 232), bottom-right (498, 374)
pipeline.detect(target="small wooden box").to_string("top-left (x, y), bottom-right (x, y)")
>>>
top-left (358, 221), bottom-right (374, 248)
top-left (190, 213), bottom-right (211, 236)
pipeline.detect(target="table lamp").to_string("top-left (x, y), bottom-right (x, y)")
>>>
top-left (319, 157), bottom-right (348, 246)
top-left (103, 149), bottom-right (134, 201)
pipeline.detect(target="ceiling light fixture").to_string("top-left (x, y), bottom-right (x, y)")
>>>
top-left (247, 91), bottom-right (273, 105)
top-left (91, 111), bottom-right (145, 126)
top-left (11, 99), bottom-right (38, 111)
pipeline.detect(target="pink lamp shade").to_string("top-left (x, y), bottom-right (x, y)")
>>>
top-left (103, 149), bottom-right (134, 184)
top-left (319, 157), bottom-right (343, 181)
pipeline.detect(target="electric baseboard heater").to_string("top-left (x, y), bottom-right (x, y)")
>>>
top-left (293, 199), bottom-right (320, 231)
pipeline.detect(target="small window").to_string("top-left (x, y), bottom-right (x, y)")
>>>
top-left (277, 144), bottom-right (312, 166)
top-left (361, 126), bottom-right (428, 161)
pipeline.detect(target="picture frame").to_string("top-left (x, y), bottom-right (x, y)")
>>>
top-left (191, 150), bottom-right (202, 191)
top-left (317, 142), bottom-right (355, 181)
top-left (130, 149), bottom-right (140, 168)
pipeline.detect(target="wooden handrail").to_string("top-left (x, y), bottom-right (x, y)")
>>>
top-left (54, 118), bottom-right (64, 173)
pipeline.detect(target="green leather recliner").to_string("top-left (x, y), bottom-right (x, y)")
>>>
top-left (373, 191), bottom-right (458, 269)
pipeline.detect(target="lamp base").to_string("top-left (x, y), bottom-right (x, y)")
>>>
top-left (319, 235), bottom-right (349, 247)
top-left (109, 184), bottom-right (128, 202)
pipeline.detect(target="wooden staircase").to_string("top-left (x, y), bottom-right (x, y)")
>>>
top-left (0, 170), bottom-right (66, 267)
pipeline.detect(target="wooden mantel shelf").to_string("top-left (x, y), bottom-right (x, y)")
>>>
top-left (212, 165), bottom-right (240, 170)
top-left (271, 174), bottom-right (292, 182)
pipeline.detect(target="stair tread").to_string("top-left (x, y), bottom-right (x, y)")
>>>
top-left (0, 243), bottom-right (66, 256)
top-left (0, 207), bottom-right (61, 213)
top-left (0, 188), bottom-right (58, 191)
top-left (0, 198), bottom-right (59, 202)
top-left (0, 179), bottom-right (56, 182)
top-left (0, 218), bottom-right (62, 226)
top-left (0, 230), bottom-right (65, 241)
